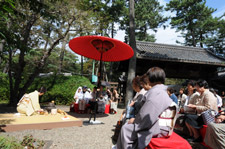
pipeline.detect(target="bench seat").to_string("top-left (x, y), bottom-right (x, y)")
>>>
top-left (145, 132), bottom-right (192, 149)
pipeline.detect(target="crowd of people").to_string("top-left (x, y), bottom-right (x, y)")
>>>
top-left (113, 67), bottom-right (178, 149)
top-left (112, 66), bottom-right (225, 149)
top-left (173, 80), bottom-right (225, 148)
top-left (16, 66), bottom-right (225, 149)
top-left (72, 85), bottom-right (119, 114)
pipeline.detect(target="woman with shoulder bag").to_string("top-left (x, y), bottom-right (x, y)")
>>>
top-left (185, 80), bottom-right (218, 142)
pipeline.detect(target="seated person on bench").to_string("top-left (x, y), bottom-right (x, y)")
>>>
top-left (114, 67), bottom-right (176, 149)
top-left (204, 110), bottom-right (225, 149)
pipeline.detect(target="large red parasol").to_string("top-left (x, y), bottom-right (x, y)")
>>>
top-left (69, 35), bottom-right (134, 88)
top-left (69, 35), bottom-right (134, 62)
top-left (69, 35), bottom-right (133, 123)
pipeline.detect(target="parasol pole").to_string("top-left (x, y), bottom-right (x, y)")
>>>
top-left (90, 46), bottom-right (103, 122)
top-left (92, 60), bottom-right (95, 76)
top-left (98, 43), bottom-right (104, 88)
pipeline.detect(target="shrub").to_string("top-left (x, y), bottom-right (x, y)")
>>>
top-left (0, 136), bottom-right (23, 149)
top-left (21, 135), bottom-right (45, 148)
top-left (0, 135), bottom-right (45, 149)
top-left (29, 75), bottom-right (94, 105)
top-left (0, 72), bottom-right (10, 101)
top-left (0, 73), bottom-right (94, 105)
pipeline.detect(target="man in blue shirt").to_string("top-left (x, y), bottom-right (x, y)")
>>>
top-left (167, 87), bottom-right (178, 104)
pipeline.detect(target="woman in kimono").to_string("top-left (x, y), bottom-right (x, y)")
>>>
top-left (114, 67), bottom-right (173, 149)
top-left (110, 87), bottom-right (119, 114)
top-left (70, 87), bottom-right (83, 112)
top-left (79, 86), bottom-right (89, 114)
top-left (74, 87), bottom-right (83, 104)
top-left (140, 74), bottom-right (151, 91)
top-left (126, 76), bottom-right (147, 120)
top-left (17, 87), bottom-right (46, 116)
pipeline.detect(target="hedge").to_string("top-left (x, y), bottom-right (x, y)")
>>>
top-left (29, 74), bottom-right (95, 105)
top-left (0, 72), bottom-right (10, 101)
top-left (0, 73), bottom-right (94, 105)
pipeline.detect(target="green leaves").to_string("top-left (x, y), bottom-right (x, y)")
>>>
top-left (29, 75), bottom-right (94, 105)
top-left (166, 0), bottom-right (220, 47)
top-left (0, 136), bottom-right (23, 149)
top-left (120, 0), bottom-right (167, 42)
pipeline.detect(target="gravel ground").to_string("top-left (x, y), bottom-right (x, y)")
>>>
top-left (0, 104), bottom-right (209, 149)
top-left (0, 105), bottom-right (123, 149)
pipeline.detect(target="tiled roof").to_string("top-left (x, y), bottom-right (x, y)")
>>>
top-left (136, 41), bottom-right (225, 66)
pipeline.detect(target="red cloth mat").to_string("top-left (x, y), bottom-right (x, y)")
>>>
top-left (200, 125), bottom-right (212, 148)
top-left (145, 132), bottom-right (192, 149)
top-left (74, 103), bottom-right (79, 113)
top-left (104, 104), bottom-right (110, 114)
top-left (200, 125), bottom-right (207, 141)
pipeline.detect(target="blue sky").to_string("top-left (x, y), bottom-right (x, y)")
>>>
top-left (206, 0), bottom-right (225, 17)
top-left (114, 0), bottom-right (225, 45)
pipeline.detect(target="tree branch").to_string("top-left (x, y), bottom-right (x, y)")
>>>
top-left (20, 16), bottom-right (76, 95)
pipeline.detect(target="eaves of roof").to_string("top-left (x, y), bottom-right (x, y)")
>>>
top-left (136, 41), bottom-right (225, 66)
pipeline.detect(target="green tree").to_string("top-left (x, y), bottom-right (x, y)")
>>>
top-left (76, 0), bottom-right (126, 79)
top-left (77, 0), bottom-right (125, 36)
top-left (44, 48), bottom-right (80, 73)
top-left (120, 0), bottom-right (167, 42)
top-left (0, 0), bottom-right (92, 106)
top-left (204, 17), bottom-right (225, 54)
top-left (166, 0), bottom-right (217, 47)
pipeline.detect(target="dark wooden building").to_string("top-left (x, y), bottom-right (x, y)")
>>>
top-left (119, 41), bottom-right (225, 90)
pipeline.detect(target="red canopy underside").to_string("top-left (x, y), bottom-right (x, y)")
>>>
top-left (69, 35), bottom-right (134, 62)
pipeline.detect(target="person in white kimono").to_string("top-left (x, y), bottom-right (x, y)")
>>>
top-left (17, 87), bottom-right (46, 116)
top-left (83, 88), bottom-right (92, 104)
top-left (79, 86), bottom-right (89, 114)
top-left (114, 67), bottom-right (173, 149)
top-left (70, 87), bottom-right (83, 112)
top-left (74, 87), bottom-right (83, 104)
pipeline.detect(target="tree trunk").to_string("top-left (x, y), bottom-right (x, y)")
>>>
top-left (13, 17), bottom-right (76, 105)
top-left (199, 31), bottom-right (203, 48)
top-left (8, 47), bottom-right (14, 106)
top-left (3, 49), bottom-right (20, 73)
top-left (125, 0), bottom-right (137, 106)
top-left (190, 28), bottom-right (196, 47)
top-left (9, 15), bottom-right (38, 106)
top-left (59, 34), bottom-right (68, 73)
top-left (0, 40), bottom-right (4, 65)
top-left (109, 22), bottom-right (114, 81)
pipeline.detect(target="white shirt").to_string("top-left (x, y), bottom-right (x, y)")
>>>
top-left (83, 91), bottom-right (92, 103)
top-left (216, 94), bottom-right (223, 107)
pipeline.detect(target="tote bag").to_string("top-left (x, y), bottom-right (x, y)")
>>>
top-left (201, 109), bottom-right (217, 125)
